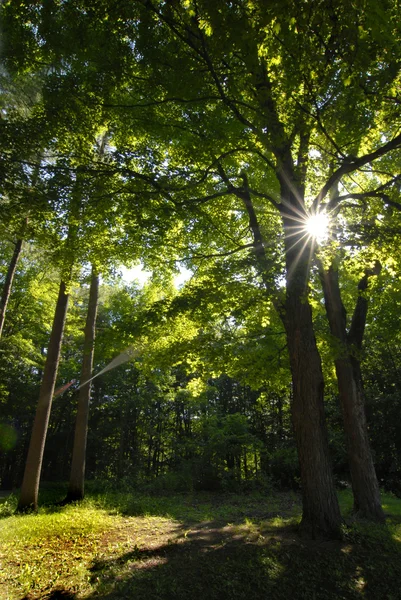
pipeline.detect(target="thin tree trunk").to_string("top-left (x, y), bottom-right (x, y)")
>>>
top-left (276, 393), bottom-right (284, 442)
top-left (147, 437), bottom-right (153, 475)
top-left (243, 450), bottom-right (248, 479)
top-left (117, 409), bottom-right (127, 480)
top-left (66, 269), bottom-right (99, 502)
top-left (0, 239), bottom-right (23, 338)
top-left (17, 280), bottom-right (69, 511)
top-left (319, 263), bottom-right (384, 522)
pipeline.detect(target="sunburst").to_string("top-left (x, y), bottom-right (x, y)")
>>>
top-left (305, 211), bottom-right (329, 242)
top-left (279, 204), bottom-right (331, 282)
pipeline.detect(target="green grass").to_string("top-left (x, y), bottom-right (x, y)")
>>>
top-left (1, 488), bottom-right (401, 599)
top-left (0, 498), bottom-right (114, 599)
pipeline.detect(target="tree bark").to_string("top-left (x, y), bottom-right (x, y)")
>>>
top-left (17, 280), bottom-right (69, 511)
top-left (319, 263), bottom-right (384, 522)
top-left (239, 172), bottom-right (341, 538)
top-left (0, 239), bottom-right (23, 339)
top-left (282, 256), bottom-right (342, 537)
top-left (66, 269), bottom-right (99, 502)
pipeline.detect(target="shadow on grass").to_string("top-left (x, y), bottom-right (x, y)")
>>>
top-left (84, 519), bottom-right (401, 600)
top-left (21, 590), bottom-right (77, 600)
top-left (12, 488), bottom-right (401, 600)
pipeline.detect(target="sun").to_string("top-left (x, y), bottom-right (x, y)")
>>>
top-left (305, 211), bottom-right (329, 242)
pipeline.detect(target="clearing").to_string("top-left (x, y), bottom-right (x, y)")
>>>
top-left (1, 488), bottom-right (401, 599)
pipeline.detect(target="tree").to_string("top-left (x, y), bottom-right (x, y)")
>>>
top-left (65, 267), bottom-right (99, 501)
top-left (319, 258), bottom-right (384, 521)
top-left (128, 0), bottom-right (401, 535)
top-left (17, 154), bottom-right (92, 510)
top-left (14, 117), bottom-right (147, 506)
top-left (17, 278), bottom-right (70, 510)
top-left (0, 244), bottom-right (63, 490)
top-left (0, 239), bottom-right (23, 338)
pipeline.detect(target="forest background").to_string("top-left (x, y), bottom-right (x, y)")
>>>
top-left (1, 0), bottom-right (401, 542)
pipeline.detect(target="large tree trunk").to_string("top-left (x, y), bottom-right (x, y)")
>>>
top-left (239, 172), bottom-right (341, 538)
top-left (278, 165), bottom-right (341, 537)
top-left (17, 280), bottom-right (69, 511)
top-left (66, 269), bottom-right (99, 502)
top-left (0, 239), bottom-right (23, 338)
top-left (282, 257), bottom-right (342, 537)
top-left (319, 264), bottom-right (384, 522)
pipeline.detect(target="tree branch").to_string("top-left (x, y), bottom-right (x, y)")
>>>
top-left (348, 261), bottom-right (382, 349)
top-left (327, 175), bottom-right (401, 210)
top-left (313, 132), bottom-right (401, 210)
top-left (102, 95), bottom-right (222, 109)
top-left (184, 242), bottom-right (254, 261)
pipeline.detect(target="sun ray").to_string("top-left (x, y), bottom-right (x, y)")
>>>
top-left (305, 211), bottom-right (329, 242)
top-left (284, 230), bottom-right (311, 257)
top-left (280, 208), bottom-right (331, 286)
top-left (286, 234), bottom-right (315, 283)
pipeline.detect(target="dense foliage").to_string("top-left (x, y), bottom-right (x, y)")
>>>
top-left (0, 0), bottom-right (401, 535)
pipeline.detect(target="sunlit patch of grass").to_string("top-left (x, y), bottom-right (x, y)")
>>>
top-left (392, 527), bottom-right (401, 543)
top-left (265, 515), bottom-right (300, 529)
top-left (382, 491), bottom-right (401, 519)
top-left (259, 553), bottom-right (286, 580)
top-left (0, 500), bottom-right (114, 599)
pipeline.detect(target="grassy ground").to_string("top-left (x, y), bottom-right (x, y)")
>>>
top-left (1, 486), bottom-right (401, 600)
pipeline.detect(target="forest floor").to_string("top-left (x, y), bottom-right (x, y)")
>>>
top-left (1, 487), bottom-right (401, 600)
